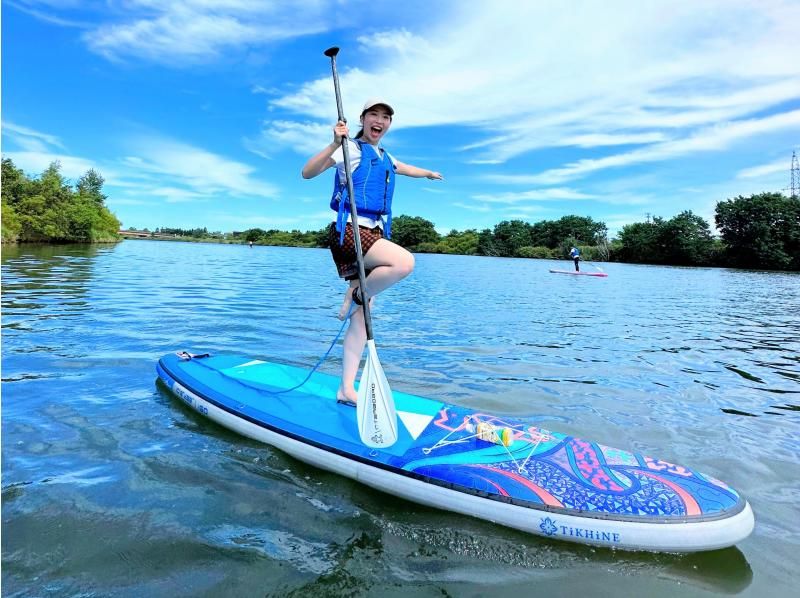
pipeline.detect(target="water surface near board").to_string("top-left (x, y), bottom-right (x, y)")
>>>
top-left (3, 240), bottom-right (799, 597)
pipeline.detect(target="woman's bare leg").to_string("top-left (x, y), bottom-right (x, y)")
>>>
top-left (337, 238), bottom-right (415, 403)
top-left (361, 238), bottom-right (415, 296)
top-left (337, 238), bottom-right (413, 320)
top-left (338, 281), bottom-right (366, 403)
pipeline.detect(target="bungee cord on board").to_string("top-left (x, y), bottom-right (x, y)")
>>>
top-left (422, 415), bottom-right (554, 475)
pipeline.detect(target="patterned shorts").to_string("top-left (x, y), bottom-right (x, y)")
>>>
top-left (328, 222), bottom-right (384, 280)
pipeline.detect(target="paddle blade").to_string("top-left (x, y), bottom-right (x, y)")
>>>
top-left (356, 340), bottom-right (398, 448)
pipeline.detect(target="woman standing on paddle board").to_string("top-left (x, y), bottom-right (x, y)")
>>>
top-left (302, 99), bottom-right (443, 404)
top-left (569, 246), bottom-right (581, 271)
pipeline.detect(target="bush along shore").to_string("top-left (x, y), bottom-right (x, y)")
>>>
top-left (2, 158), bottom-right (121, 244)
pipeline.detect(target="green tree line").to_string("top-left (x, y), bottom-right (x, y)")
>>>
top-left (613, 194), bottom-right (799, 269)
top-left (239, 194), bottom-right (798, 270)
top-left (6, 155), bottom-right (794, 270)
top-left (2, 158), bottom-right (121, 243)
top-left (237, 228), bottom-right (327, 247)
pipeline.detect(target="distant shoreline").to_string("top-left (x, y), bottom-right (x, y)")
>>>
top-left (118, 230), bottom-right (250, 245)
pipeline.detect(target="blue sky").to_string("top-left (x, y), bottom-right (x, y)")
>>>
top-left (3, 0), bottom-right (799, 236)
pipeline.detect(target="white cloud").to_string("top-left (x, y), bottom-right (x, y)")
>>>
top-left (149, 186), bottom-right (208, 203)
top-left (245, 120), bottom-right (332, 160)
top-left (272, 0), bottom-right (800, 171)
top-left (110, 198), bottom-right (152, 206)
top-left (2, 122), bottom-right (66, 152)
top-left (604, 214), bottom-right (648, 237)
top-left (3, 151), bottom-right (100, 180)
top-left (560, 132), bottom-right (669, 148)
top-left (526, 109), bottom-right (800, 185)
top-left (82, 1), bottom-right (330, 65)
top-left (452, 202), bottom-right (491, 213)
top-left (4, 123), bottom-right (279, 208)
top-left (6, 0), bottom-right (91, 27)
top-left (126, 135), bottom-right (279, 198)
top-left (357, 28), bottom-right (427, 54)
top-left (503, 205), bottom-right (548, 218)
top-left (737, 156), bottom-right (795, 179)
top-left (472, 187), bottom-right (595, 204)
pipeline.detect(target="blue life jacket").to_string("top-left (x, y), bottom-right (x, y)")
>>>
top-left (570, 247), bottom-right (580, 258)
top-left (330, 140), bottom-right (396, 245)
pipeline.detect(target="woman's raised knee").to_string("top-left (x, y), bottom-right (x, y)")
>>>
top-left (364, 239), bottom-right (415, 281)
top-left (397, 252), bottom-right (415, 278)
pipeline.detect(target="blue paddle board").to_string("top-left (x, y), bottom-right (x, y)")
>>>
top-left (156, 351), bottom-right (753, 552)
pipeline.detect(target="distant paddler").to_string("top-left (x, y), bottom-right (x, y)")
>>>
top-left (569, 246), bottom-right (581, 271)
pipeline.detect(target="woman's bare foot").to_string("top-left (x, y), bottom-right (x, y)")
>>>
top-left (337, 286), bottom-right (355, 320)
top-left (336, 386), bottom-right (358, 405)
top-left (337, 286), bottom-right (374, 320)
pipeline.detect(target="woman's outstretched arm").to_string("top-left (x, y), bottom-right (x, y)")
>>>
top-left (394, 161), bottom-right (443, 180)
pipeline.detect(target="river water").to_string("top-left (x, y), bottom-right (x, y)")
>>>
top-left (2, 240), bottom-right (799, 597)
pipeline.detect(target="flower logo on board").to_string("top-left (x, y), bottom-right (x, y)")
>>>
top-left (540, 517), bottom-right (558, 536)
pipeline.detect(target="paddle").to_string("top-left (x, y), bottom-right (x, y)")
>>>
top-left (583, 258), bottom-right (604, 273)
top-left (324, 46), bottom-right (398, 449)
top-left (584, 257), bottom-right (605, 273)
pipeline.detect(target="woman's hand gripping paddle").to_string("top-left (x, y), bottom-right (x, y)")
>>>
top-left (324, 47), bottom-right (398, 448)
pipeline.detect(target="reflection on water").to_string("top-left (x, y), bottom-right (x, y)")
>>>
top-left (3, 241), bottom-right (799, 596)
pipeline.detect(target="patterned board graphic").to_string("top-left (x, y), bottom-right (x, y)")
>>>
top-left (400, 406), bottom-right (739, 519)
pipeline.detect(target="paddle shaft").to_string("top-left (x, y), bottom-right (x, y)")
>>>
top-left (579, 256), bottom-right (604, 272)
top-left (325, 47), bottom-right (375, 341)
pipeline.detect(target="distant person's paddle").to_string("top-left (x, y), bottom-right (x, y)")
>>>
top-left (584, 259), bottom-right (605, 273)
top-left (578, 258), bottom-right (604, 272)
top-left (324, 46), bottom-right (398, 449)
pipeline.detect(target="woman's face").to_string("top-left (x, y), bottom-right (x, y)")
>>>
top-left (360, 106), bottom-right (393, 144)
